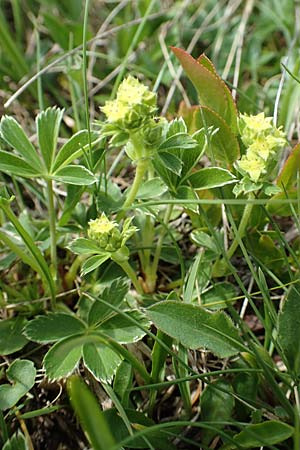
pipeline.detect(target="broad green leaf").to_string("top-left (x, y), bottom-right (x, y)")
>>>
top-left (233, 421), bottom-right (294, 447)
top-left (68, 376), bottom-right (116, 450)
top-left (197, 53), bottom-right (217, 73)
top-left (53, 130), bottom-right (98, 172)
top-left (136, 178), bottom-right (167, 199)
top-left (83, 343), bottom-right (122, 382)
top-left (81, 254), bottom-right (110, 276)
top-left (0, 360), bottom-right (36, 410)
top-left (0, 116), bottom-right (42, 172)
top-left (52, 165), bottom-right (96, 185)
top-left (43, 335), bottom-right (83, 379)
top-left (156, 151), bottom-right (182, 176)
top-left (36, 107), bottom-right (64, 171)
top-left (0, 151), bottom-right (40, 177)
top-left (3, 431), bottom-right (28, 450)
top-left (278, 287), bottom-right (300, 375)
top-left (88, 278), bottom-right (129, 325)
top-left (200, 379), bottom-right (235, 445)
top-left (194, 106), bottom-right (240, 164)
top-left (99, 311), bottom-right (148, 344)
top-left (158, 132), bottom-right (198, 152)
top-left (24, 313), bottom-right (86, 343)
top-left (171, 47), bottom-right (238, 132)
top-left (188, 167), bottom-right (236, 190)
top-left (190, 230), bottom-right (219, 254)
top-left (67, 237), bottom-right (102, 255)
top-left (277, 142), bottom-right (300, 188)
top-left (267, 190), bottom-right (297, 217)
top-left (0, 317), bottom-right (28, 355)
top-left (146, 301), bottom-right (243, 357)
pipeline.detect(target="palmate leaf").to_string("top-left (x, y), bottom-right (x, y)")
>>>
top-left (98, 310), bottom-right (149, 344)
top-left (0, 116), bottom-right (42, 172)
top-left (36, 106), bottom-right (64, 171)
top-left (0, 151), bottom-right (40, 177)
top-left (81, 254), bottom-right (111, 276)
top-left (0, 317), bottom-right (28, 355)
top-left (83, 343), bottom-right (122, 382)
top-left (52, 165), bottom-right (96, 185)
top-left (67, 237), bottom-right (102, 255)
top-left (146, 301), bottom-right (244, 357)
top-left (24, 313), bottom-right (86, 343)
top-left (52, 130), bottom-right (98, 172)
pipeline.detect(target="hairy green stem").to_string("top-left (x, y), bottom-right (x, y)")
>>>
top-left (118, 259), bottom-right (143, 295)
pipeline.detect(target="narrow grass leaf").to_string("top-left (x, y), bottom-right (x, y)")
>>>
top-left (67, 376), bottom-right (116, 450)
top-left (146, 301), bottom-right (243, 357)
top-left (233, 421), bottom-right (294, 447)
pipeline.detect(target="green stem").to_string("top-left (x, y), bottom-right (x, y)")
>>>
top-left (226, 193), bottom-right (254, 260)
top-left (46, 179), bottom-right (57, 286)
top-left (119, 158), bottom-right (150, 219)
top-left (146, 203), bottom-right (174, 292)
top-left (118, 259), bottom-right (143, 295)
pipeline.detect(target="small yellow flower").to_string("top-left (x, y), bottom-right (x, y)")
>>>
top-left (238, 155), bottom-right (266, 183)
top-left (101, 76), bottom-right (157, 130)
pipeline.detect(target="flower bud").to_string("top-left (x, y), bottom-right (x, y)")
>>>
top-left (101, 76), bottom-right (157, 131)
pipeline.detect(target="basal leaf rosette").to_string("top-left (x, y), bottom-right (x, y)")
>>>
top-left (234, 113), bottom-right (286, 195)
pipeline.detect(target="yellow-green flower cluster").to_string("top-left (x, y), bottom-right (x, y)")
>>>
top-left (101, 76), bottom-right (157, 130)
top-left (88, 213), bottom-right (137, 254)
top-left (237, 113), bottom-right (286, 183)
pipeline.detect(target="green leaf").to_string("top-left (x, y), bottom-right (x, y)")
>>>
top-left (67, 376), bottom-right (116, 450)
top-left (36, 107), bottom-right (64, 171)
top-left (267, 190), bottom-right (297, 217)
top-left (0, 317), bottom-right (28, 355)
top-left (83, 343), bottom-right (122, 382)
top-left (67, 237), bottom-right (102, 255)
top-left (156, 151), bottom-right (183, 176)
top-left (201, 282), bottom-right (237, 310)
top-left (277, 142), bottom-right (300, 189)
top-left (171, 47), bottom-right (238, 132)
top-left (3, 431), bottom-right (29, 450)
top-left (99, 311), bottom-right (148, 344)
top-left (278, 286), bottom-right (300, 375)
top-left (158, 132), bottom-right (198, 152)
top-left (0, 151), bottom-right (40, 177)
top-left (146, 301), bottom-right (243, 357)
top-left (52, 165), bottom-right (96, 185)
top-left (233, 421), bottom-right (294, 447)
top-left (81, 254), bottom-right (111, 276)
top-left (194, 106), bottom-right (240, 164)
top-left (88, 278), bottom-right (129, 325)
top-left (24, 313), bottom-right (86, 343)
top-left (0, 116), bottom-right (42, 172)
top-left (53, 130), bottom-right (98, 172)
top-left (136, 177), bottom-right (168, 199)
top-left (43, 335), bottom-right (83, 380)
top-left (0, 360), bottom-right (36, 410)
top-left (200, 379), bottom-right (235, 445)
top-left (187, 167), bottom-right (236, 190)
